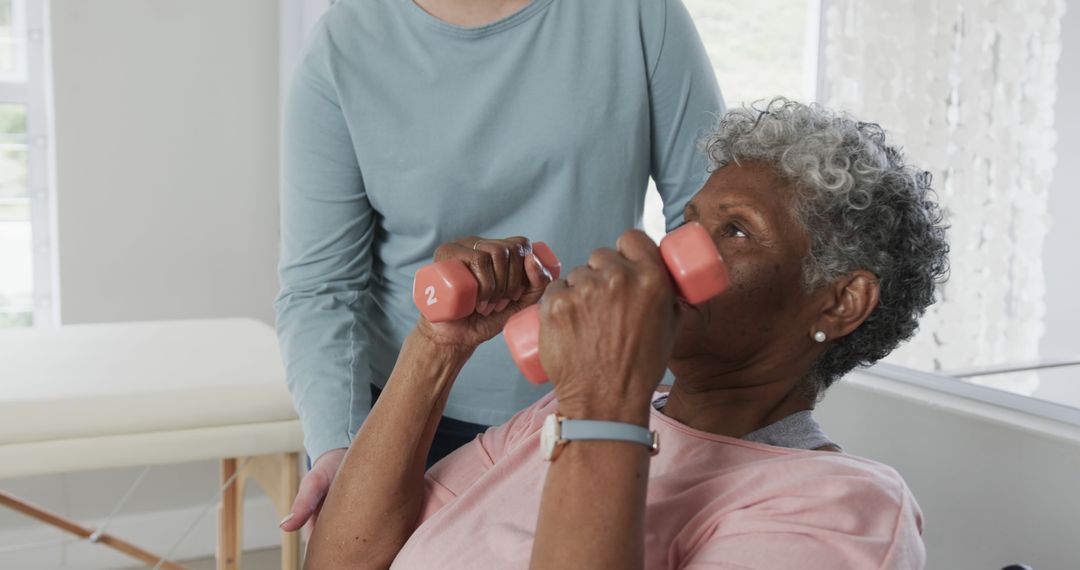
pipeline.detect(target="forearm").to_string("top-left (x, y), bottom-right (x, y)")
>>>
top-left (530, 440), bottom-right (650, 570)
top-left (304, 329), bottom-right (473, 569)
top-left (528, 227), bottom-right (677, 569)
top-left (275, 295), bottom-right (364, 460)
top-left (277, 22), bottom-right (375, 459)
top-left (530, 401), bottom-right (652, 570)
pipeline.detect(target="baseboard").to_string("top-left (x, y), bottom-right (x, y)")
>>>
top-left (0, 495), bottom-right (283, 569)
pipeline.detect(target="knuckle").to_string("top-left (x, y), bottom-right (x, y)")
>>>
top-left (433, 243), bottom-right (455, 261)
top-left (617, 229), bottom-right (649, 253)
top-left (589, 247), bottom-right (613, 264)
top-left (638, 269), bottom-right (664, 290)
top-left (641, 267), bottom-right (672, 296)
top-left (545, 294), bottom-right (573, 320)
top-left (471, 250), bottom-right (493, 270)
top-left (313, 465), bottom-right (332, 484)
top-left (605, 267), bottom-right (630, 289)
top-left (567, 266), bottom-right (591, 284)
top-left (479, 244), bottom-right (510, 269)
top-left (509, 236), bottom-right (531, 252)
top-left (623, 228), bottom-right (646, 243)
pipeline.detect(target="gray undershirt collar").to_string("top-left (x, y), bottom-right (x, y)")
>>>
top-left (652, 394), bottom-right (841, 452)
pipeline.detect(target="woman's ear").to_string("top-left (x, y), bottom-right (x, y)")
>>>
top-left (813, 270), bottom-right (880, 342)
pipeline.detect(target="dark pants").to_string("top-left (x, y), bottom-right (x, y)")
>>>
top-left (370, 384), bottom-right (489, 469)
top-left (307, 385), bottom-right (490, 471)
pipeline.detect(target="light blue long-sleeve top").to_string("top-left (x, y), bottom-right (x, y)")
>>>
top-left (276, 0), bottom-right (724, 460)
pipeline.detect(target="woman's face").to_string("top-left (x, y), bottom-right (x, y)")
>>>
top-left (672, 162), bottom-right (819, 368)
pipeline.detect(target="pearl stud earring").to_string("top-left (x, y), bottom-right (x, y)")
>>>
top-left (813, 331), bottom-right (827, 343)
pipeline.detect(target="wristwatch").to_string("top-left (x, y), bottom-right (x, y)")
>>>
top-left (540, 413), bottom-right (660, 461)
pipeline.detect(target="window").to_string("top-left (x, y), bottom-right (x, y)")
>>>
top-left (822, 0), bottom-right (1077, 413)
top-left (0, 0), bottom-right (49, 328)
top-left (683, 0), bottom-right (820, 108)
top-left (0, 0), bottom-right (27, 83)
top-left (644, 0), bottom-right (821, 241)
top-left (653, 0), bottom-right (1078, 417)
top-left (0, 101), bottom-right (31, 327)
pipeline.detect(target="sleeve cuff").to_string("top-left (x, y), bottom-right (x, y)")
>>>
top-left (305, 431), bottom-right (353, 464)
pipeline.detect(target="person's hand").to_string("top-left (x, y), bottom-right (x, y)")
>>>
top-left (279, 448), bottom-right (346, 535)
top-left (416, 236), bottom-right (553, 349)
top-left (538, 230), bottom-right (681, 425)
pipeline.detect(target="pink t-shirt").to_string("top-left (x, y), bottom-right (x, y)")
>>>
top-left (391, 392), bottom-right (925, 569)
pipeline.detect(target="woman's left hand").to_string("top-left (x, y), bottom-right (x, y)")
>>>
top-left (416, 236), bottom-right (553, 351)
top-left (538, 229), bottom-right (682, 426)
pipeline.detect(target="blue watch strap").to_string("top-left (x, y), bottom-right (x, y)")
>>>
top-left (560, 419), bottom-right (658, 454)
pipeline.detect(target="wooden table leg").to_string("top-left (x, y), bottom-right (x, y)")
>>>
top-left (216, 453), bottom-right (301, 570)
top-left (280, 453), bottom-right (301, 570)
top-left (246, 452), bottom-right (301, 570)
top-left (217, 458), bottom-right (243, 570)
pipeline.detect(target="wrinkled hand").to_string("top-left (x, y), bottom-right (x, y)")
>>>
top-left (416, 236), bottom-right (553, 349)
top-left (538, 230), bottom-right (681, 425)
top-left (279, 448), bottom-right (345, 535)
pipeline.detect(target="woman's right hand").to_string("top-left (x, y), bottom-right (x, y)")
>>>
top-left (538, 230), bottom-right (681, 425)
top-left (415, 236), bottom-right (553, 350)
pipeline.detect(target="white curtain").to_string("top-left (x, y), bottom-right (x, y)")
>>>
top-left (823, 0), bottom-right (1065, 390)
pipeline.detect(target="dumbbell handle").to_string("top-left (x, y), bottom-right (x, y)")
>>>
top-left (504, 222), bottom-right (728, 384)
top-left (413, 241), bottom-right (562, 323)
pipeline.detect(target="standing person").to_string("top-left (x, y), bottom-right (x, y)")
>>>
top-left (275, 0), bottom-right (723, 533)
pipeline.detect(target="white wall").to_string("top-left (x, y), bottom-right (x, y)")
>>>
top-left (818, 372), bottom-right (1080, 570)
top-left (0, 2), bottom-right (283, 568)
top-left (51, 0), bottom-right (280, 325)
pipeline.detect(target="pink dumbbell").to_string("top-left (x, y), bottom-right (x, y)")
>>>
top-left (503, 222), bottom-right (729, 383)
top-left (413, 242), bottom-right (562, 322)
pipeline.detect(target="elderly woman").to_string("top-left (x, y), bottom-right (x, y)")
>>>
top-left (303, 99), bottom-right (949, 569)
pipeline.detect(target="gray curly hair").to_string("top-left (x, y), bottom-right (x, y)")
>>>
top-left (703, 98), bottom-right (949, 400)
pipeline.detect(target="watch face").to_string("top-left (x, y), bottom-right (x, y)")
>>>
top-left (540, 413), bottom-right (559, 460)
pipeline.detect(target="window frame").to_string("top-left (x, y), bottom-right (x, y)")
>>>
top-left (863, 362), bottom-right (1080, 428)
top-left (0, 0), bottom-right (52, 327)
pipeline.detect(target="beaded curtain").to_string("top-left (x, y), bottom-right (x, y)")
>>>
top-left (823, 0), bottom-right (1065, 390)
